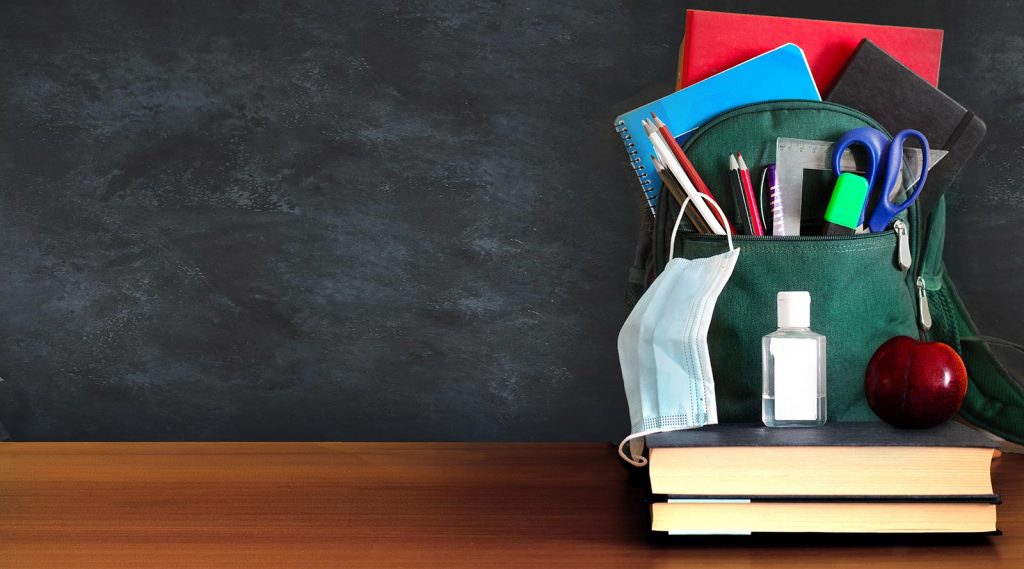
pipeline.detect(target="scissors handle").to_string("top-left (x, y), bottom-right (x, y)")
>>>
top-left (867, 129), bottom-right (930, 233)
top-left (831, 127), bottom-right (888, 188)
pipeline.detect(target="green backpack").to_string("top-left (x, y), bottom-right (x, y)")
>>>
top-left (625, 100), bottom-right (1024, 444)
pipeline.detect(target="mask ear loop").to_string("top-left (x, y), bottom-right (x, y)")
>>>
top-left (668, 194), bottom-right (734, 260)
top-left (618, 435), bottom-right (648, 467)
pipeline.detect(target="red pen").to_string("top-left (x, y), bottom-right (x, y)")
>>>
top-left (651, 113), bottom-right (734, 233)
top-left (737, 153), bottom-right (765, 236)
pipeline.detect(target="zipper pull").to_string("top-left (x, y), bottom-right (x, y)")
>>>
top-left (916, 276), bottom-right (932, 331)
top-left (893, 220), bottom-right (912, 272)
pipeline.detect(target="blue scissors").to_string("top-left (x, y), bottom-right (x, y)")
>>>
top-left (831, 127), bottom-right (930, 233)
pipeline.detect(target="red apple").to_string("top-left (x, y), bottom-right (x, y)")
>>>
top-left (864, 336), bottom-right (968, 428)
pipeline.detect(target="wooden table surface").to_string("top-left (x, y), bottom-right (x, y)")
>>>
top-left (0, 443), bottom-right (1019, 568)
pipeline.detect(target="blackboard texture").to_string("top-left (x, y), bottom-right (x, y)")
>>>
top-left (0, 1), bottom-right (1021, 441)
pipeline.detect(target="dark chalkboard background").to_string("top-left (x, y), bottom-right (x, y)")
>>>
top-left (0, 1), bottom-right (1021, 441)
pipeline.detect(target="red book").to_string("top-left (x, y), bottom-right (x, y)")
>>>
top-left (677, 10), bottom-right (943, 94)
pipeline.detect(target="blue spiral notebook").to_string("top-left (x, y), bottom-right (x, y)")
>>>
top-left (615, 43), bottom-right (821, 214)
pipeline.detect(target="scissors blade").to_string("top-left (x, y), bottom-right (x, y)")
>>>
top-left (887, 147), bottom-right (948, 201)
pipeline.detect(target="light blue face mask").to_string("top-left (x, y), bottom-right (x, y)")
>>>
top-left (617, 195), bottom-right (740, 466)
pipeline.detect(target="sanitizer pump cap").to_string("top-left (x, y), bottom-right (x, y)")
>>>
top-left (778, 291), bottom-right (811, 328)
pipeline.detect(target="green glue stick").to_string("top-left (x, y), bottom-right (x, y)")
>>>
top-left (823, 173), bottom-right (869, 235)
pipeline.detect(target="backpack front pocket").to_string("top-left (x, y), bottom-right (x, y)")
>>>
top-left (678, 231), bottom-right (919, 423)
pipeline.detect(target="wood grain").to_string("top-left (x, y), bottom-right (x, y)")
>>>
top-left (0, 443), bottom-right (1020, 568)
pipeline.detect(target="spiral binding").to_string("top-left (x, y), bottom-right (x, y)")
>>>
top-left (616, 119), bottom-right (657, 215)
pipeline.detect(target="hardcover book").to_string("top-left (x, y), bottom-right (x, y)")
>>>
top-left (646, 422), bottom-right (997, 497)
top-left (676, 10), bottom-right (943, 93)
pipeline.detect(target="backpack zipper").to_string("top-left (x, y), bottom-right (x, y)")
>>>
top-left (682, 229), bottom-right (906, 270)
top-left (683, 231), bottom-right (892, 242)
top-left (893, 219), bottom-right (912, 272)
top-left (910, 201), bottom-right (932, 335)
top-left (916, 276), bottom-right (933, 331)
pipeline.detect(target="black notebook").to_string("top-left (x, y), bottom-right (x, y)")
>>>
top-left (826, 39), bottom-right (986, 221)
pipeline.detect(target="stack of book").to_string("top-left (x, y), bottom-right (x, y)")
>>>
top-left (645, 422), bottom-right (998, 535)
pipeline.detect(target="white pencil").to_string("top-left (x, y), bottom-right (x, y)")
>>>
top-left (642, 119), bottom-right (726, 235)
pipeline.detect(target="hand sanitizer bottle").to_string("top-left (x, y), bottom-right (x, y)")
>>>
top-left (762, 291), bottom-right (826, 427)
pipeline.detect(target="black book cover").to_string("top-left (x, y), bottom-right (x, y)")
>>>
top-left (650, 494), bottom-right (1001, 504)
top-left (826, 39), bottom-right (986, 220)
top-left (645, 421), bottom-right (998, 449)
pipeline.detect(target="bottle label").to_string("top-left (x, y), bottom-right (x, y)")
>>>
top-left (771, 338), bottom-right (819, 420)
